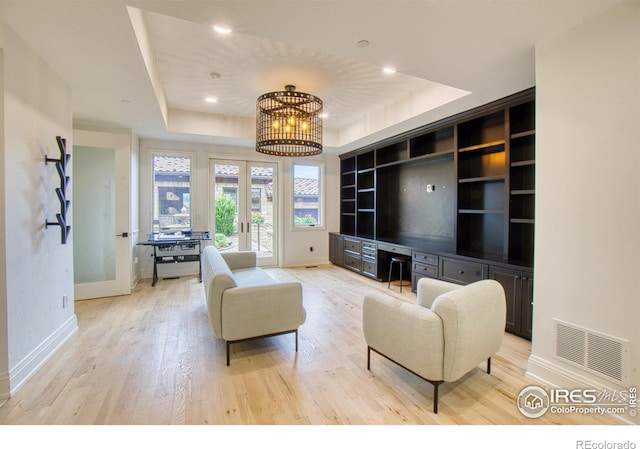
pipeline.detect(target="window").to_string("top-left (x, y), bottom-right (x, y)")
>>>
top-left (152, 155), bottom-right (192, 231)
top-left (293, 163), bottom-right (322, 228)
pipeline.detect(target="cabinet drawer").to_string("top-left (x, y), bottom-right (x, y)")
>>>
top-left (377, 242), bottom-right (411, 256)
top-left (361, 248), bottom-right (377, 260)
top-left (440, 257), bottom-right (488, 285)
top-left (412, 250), bottom-right (438, 266)
top-left (343, 254), bottom-right (361, 272)
top-left (344, 238), bottom-right (361, 254)
top-left (413, 262), bottom-right (438, 278)
top-left (362, 242), bottom-right (378, 260)
top-left (362, 260), bottom-right (377, 277)
top-left (361, 241), bottom-right (377, 252)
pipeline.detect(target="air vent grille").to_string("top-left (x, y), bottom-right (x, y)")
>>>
top-left (555, 322), bottom-right (586, 366)
top-left (554, 319), bottom-right (629, 386)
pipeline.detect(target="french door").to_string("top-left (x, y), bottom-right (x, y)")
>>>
top-left (210, 159), bottom-right (278, 266)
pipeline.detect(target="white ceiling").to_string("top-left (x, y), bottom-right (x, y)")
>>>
top-left (0, 0), bottom-right (624, 154)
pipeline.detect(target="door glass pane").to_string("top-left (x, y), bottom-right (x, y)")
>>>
top-left (213, 163), bottom-right (240, 252)
top-left (250, 164), bottom-right (274, 258)
top-left (73, 146), bottom-right (116, 283)
top-left (152, 155), bottom-right (191, 232)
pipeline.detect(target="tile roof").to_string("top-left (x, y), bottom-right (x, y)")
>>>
top-left (155, 158), bottom-right (317, 194)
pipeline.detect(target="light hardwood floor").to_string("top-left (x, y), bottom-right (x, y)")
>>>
top-left (0, 264), bottom-right (621, 425)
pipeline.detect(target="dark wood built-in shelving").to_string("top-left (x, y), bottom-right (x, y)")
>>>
top-left (336, 88), bottom-right (536, 340)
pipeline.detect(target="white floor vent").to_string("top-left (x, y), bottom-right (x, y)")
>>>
top-left (553, 319), bottom-right (630, 386)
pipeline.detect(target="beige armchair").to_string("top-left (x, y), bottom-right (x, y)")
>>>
top-left (362, 277), bottom-right (506, 413)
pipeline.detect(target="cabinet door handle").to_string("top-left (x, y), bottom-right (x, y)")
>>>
top-left (458, 270), bottom-right (464, 274)
top-left (522, 277), bottom-right (528, 281)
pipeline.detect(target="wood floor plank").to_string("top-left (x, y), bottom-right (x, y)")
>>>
top-left (0, 264), bottom-right (623, 426)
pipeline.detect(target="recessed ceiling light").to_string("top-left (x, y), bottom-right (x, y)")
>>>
top-left (383, 66), bottom-right (397, 74)
top-left (356, 40), bottom-right (369, 48)
top-left (210, 72), bottom-right (221, 80)
top-left (205, 96), bottom-right (218, 103)
top-left (213, 25), bottom-right (232, 35)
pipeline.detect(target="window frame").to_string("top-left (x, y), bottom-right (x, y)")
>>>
top-left (150, 151), bottom-right (195, 233)
top-left (291, 161), bottom-right (324, 231)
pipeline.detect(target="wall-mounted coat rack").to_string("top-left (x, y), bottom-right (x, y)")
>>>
top-left (44, 135), bottom-right (71, 244)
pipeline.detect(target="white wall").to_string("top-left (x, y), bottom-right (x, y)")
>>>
top-left (529, 1), bottom-right (640, 423)
top-left (137, 138), bottom-right (340, 279)
top-left (0, 21), bottom-right (76, 398)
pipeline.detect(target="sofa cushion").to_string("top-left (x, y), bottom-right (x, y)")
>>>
top-left (232, 267), bottom-right (278, 288)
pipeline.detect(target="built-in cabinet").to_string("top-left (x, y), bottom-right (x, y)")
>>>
top-left (333, 88), bottom-right (535, 340)
top-left (490, 266), bottom-right (534, 340)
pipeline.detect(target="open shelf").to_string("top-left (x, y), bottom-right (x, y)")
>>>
top-left (356, 151), bottom-right (375, 171)
top-left (458, 180), bottom-right (505, 211)
top-left (410, 126), bottom-right (455, 158)
top-left (458, 110), bottom-right (505, 149)
top-left (376, 140), bottom-right (408, 165)
top-left (511, 133), bottom-right (535, 163)
top-left (357, 169), bottom-right (375, 190)
top-left (457, 213), bottom-right (505, 257)
top-left (510, 101), bottom-right (535, 135)
top-left (510, 164), bottom-right (535, 191)
top-left (341, 171), bottom-right (355, 187)
top-left (341, 157), bottom-right (355, 173)
top-left (459, 149), bottom-right (505, 180)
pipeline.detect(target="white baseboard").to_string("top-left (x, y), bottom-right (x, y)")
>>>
top-left (527, 354), bottom-right (637, 424)
top-left (284, 257), bottom-right (328, 268)
top-left (7, 314), bottom-right (78, 396)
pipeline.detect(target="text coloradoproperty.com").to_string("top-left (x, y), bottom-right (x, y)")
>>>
top-left (551, 405), bottom-right (628, 415)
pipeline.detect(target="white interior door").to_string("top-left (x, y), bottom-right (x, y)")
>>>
top-left (73, 130), bottom-right (131, 300)
top-left (211, 159), bottom-right (278, 266)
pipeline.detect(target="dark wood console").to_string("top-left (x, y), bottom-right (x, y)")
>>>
top-left (333, 88), bottom-right (535, 340)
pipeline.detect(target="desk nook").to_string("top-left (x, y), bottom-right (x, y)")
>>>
top-left (140, 231), bottom-right (211, 286)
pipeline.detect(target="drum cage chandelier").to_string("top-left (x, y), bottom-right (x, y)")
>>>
top-left (256, 85), bottom-right (323, 157)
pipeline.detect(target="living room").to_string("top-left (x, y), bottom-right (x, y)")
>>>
top-left (0, 0), bottom-right (639, 443)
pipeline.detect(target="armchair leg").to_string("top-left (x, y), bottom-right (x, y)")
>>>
top-left (431, 381), bottom-right (444, 413)
top-left (433, 383), bottom-right (439, 414)
top-left (295, 330), bottom-right (299, 352)
top-left (367, 346), bottom-right (371, 370)
top-left (487, 357), bottom-right (491, 374)
top-left (226, 341), bottom-right (231, 366)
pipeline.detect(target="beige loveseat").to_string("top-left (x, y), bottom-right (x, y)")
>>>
top-left (201, 246), bottom-right (306, 365)
top-left (363, 277), bottom-right (506, 413)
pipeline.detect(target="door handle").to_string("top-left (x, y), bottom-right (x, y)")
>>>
top-left (117, 232), bottom-right (129, 237)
